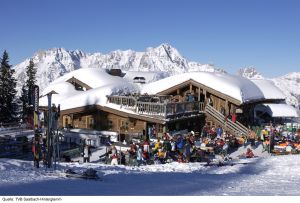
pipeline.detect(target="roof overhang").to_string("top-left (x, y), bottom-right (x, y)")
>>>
top-left (255, 103), bottom-right (299, 118)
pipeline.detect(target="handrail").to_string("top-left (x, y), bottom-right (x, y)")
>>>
top-left (206, 105), bottom-right (248, 131)
top-left (205, 105), bottom-right (249, 137)
top-left (205, 105), bottom-right (248, 131)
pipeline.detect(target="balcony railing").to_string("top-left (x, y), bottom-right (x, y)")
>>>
top-left (107, 96), bottom-right (137, 110)
top-left (107, 95), bottom-right (205, 118)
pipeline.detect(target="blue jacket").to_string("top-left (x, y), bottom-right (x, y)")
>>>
top-left (177, 138), bottom-right (185, 149)
top-left (217, 127), bottom-right (223, 136)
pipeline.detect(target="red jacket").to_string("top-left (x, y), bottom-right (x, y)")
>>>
top-left (245, 150), bottom-right (254, 158)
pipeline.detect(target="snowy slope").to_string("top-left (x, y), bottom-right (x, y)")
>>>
top-left (271, 72), bottom-right (300, 108)
top-left (1, 154), bottom-right (300, 195)
top-left (13, 44), bottom-right (223, 95)
top-left (238, 67), bottom-right (300, 109)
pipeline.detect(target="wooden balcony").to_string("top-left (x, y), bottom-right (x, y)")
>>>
top-left (107, 95), bottom-right (205, 119)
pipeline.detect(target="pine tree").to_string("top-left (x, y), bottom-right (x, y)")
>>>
top-left (20, 59), bottom-right (37, 120)
top-left (0, 50), bottom-right (17, 123)
top-left (26, 59), bottom-right (37, 91)
top-left (20, 85), bottom-right (29, 120)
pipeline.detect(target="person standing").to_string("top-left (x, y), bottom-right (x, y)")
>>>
top-left (231, 112), bottom-right (237, 123)
top-left (143, 138), bottom-right (150, 155)
top-left (136, 146), bottom-right (143, 166)
top-left (33, 138), bottom-right (41, 168)
top-left (207, 96), bottom-right (213, 106)
top-left (111, 146), bottom-right (118, 165)
top-left (83, 145), bottom-right (91, 163)
top-left (216, 126), bottom-right (223, 138)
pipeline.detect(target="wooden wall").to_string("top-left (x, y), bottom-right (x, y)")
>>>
top-left (106, 113), bottom-right (146, 134)
top-left (61, 110), bottom-right (146, 135)
top-left (158, 81), bottom-right (240, 116)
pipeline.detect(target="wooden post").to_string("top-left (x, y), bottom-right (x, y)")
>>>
top-left (225, 100), bottom-right (229, 116)
top-left (189, 84), bottom-right (192, 93)
top-left (71, 114), bottom-right (74, 128)
top-left (198, 87), bottom-right (201, 101)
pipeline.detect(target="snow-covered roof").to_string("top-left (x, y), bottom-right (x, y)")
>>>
top-left (141, 72), bottom-right (285, 104)
top-left (256, 103), bottom-right (299, 118)
top-left (123, 71), bottom-right (169, 84)
top-left (50, 68), bottom-right (126, 89)
top-left (40, 69), bottom-right (287, 112)
top-left (40, 68), bottom-right (139, 110)
top-left (250, 79), bottom-right (285, 101)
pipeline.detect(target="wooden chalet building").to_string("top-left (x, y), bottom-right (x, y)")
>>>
top-left (39, 69), bottom-right (299, 141)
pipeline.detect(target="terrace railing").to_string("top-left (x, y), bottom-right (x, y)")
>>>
top-left (107, 96), bottom-right (137, 111)
top-left (107, 95), bottom-right (205, 118)
top-left (165, 101), bottom-right (205, 117)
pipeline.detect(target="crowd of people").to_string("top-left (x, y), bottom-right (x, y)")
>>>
top-left (250, 124), bottom-right (300, 154)
top-left (101, 123), bottom-right (300, 166)
top-left (103, 126), bottom-right (249, 166)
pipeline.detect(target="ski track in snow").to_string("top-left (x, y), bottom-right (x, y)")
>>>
top-left (1, 154), bottom-right (300, 196)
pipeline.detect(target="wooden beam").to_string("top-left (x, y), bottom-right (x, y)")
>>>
top-left (225, 100), bottom-right (229, 116)
top-left (203, 89), bottom-right (207, 103)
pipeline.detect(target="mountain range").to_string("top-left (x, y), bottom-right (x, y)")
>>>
top-left (13, 44), bottom-right (300, 109)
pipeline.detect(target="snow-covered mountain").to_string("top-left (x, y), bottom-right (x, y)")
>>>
top-left (237, 67), bottom-right (264, 79)
top-left (13, 45), bottom-right (300, 110)
top-left (13, 44), bottom-right (224, 94)
top-left (238, 67), bottom-right (300, 109)
top-left (272, 72), bottom-right (300, 109)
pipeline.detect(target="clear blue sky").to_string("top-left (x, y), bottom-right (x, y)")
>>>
top-left (1, 0), bottom-right (300, 77)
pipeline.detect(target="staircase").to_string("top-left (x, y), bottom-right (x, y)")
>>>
top-left (205, 104), bottom-right (249, 137)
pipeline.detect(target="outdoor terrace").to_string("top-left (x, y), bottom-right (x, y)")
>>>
top-left (107, 95), bottom-right (205, 119)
